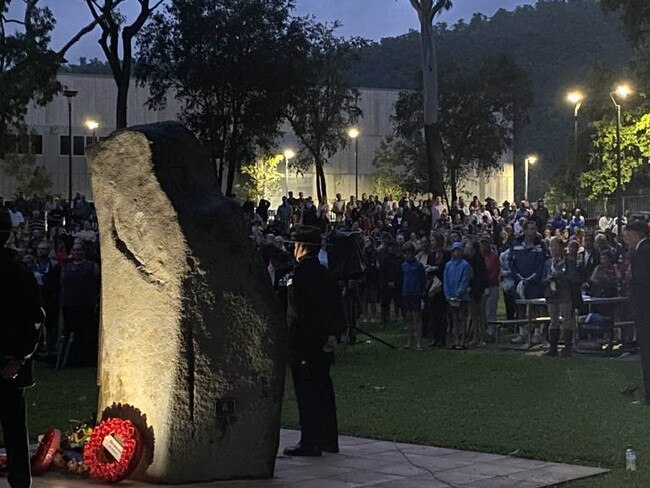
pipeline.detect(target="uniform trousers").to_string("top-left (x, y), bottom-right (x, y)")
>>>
top-left (634, 317), bottom-right (650, 403)
top-left (291, 354), bottom-right (338, 450)
top-left (0, 387), bottom-right (31, 488)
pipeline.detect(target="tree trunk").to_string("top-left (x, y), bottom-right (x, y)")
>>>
top-left (116, 80), bottom-right (129, 129)
top-left (210, 153), bottom-right (220, 188)
top-left (449, 164), bottom-right (458, 203)
top-left (217, 158), bottom-right (225, 192)
top-left (226, 158), bottom-right (237, 197)
top-left (419, 10), bottom-right (445, 197)
top-left (315, 161), bottom-right (327, 203)
top-left (316, 169), bottom-right (322, 202)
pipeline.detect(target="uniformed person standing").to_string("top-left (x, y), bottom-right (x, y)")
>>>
top-left (0, 209), bottom-right (44, 488)
top-left (283, 226), bottom-right (346, 457)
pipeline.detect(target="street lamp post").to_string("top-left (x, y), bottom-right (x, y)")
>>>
top-left (283, 149), bottom-right (295, 197)
top-left (524, 155), bottom-right (537, 202)
top-left (567, 91), bottom-right (584, 205)
top-left (347, 127), bottom-right (360, 197)
top-left (609, 84), bottom-right (632, 236)
top-left (85, 120), bottom-right (99, 142)
top-left (63, 90), bottom-right (78, 220)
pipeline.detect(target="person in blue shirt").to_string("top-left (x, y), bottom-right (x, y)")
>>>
top-left (568, 213), bottom-right (585, 236)
top-left (550, 213), bottom-right (567, 233)
top-left (401, 242), bottom-right (426, 350)
top-left (444, 242), bottom-right (471, 349)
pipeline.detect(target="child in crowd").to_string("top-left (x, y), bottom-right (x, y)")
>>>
top-left (444, 242), bottom-right (471, 349)
top-left (401, 242), bottom-right (426, 350)
top-left (543, 237), bottom-right (582, 356)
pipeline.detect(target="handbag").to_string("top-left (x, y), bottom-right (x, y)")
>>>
top-left (428, 275), bottom-right (443, 298)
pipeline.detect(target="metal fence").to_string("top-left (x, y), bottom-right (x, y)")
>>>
top-left (577, 195), bottom-right (650, 219)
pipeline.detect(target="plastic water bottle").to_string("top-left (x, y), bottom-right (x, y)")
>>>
top-left (626, 448), bottom-right (637, 471)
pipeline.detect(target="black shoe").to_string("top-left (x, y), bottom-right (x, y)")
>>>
top-left (322, 444), bottom-right (339, 454)
top-left (283, 444), bottom-right (322, 457)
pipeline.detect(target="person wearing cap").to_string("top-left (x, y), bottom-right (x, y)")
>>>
top-left (283, 226), bottom-right (346, 456)
top-left (533, 200), bottom-right (550, 234)
top-left (444, 242), bottom-right (471, 349)
top-left (0, 209), bottom-right (45, 488)
top-left (401, 242), bottom-right (426, 350)
top-left (625, 220), bottom-right (650, 404)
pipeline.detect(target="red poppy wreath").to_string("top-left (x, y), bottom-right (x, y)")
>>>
top-left (83, 418), bottom-right (143, 483)
top-left (31, 428), bottom-right (62, 476)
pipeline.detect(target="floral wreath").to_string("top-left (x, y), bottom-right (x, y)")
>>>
top-left (83, 417), bottom-right (143, 483)
top-left (31, 428), bottom-right (62, 476)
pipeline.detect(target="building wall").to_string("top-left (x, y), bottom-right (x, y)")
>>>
top-left (7, 73), bottom-right (514, 206)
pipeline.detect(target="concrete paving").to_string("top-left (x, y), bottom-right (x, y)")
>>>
top-left (28, 429), bottom-right (608, 488)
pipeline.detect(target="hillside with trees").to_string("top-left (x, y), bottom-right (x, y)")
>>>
top-left (347, 0), bottom-right (633, 199)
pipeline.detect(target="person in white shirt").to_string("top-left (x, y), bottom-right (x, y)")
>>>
top-left (332, 193), bottom-right (345, 223)
top-left (598, 212), bottom-right (613, 232)
top-left (8, 205), bottom-right (24, 229)
top-left (513, 217), bottom-right (526, 236)
top-left (458, 196), bottom-right (470, 216)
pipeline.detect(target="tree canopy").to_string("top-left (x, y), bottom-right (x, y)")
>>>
top-left (350, 0), bottom-right (633, 199)
top-left (285, 23), bottom-right (364, 203)
top-left (374, 55), bottom-right (532, 201)
top-left (0, 0), bottom-right (60, 138)
top-left (137, 0), bottom-right (311, 195)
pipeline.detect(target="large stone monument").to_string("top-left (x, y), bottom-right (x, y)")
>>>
top-left (87, 122), bottom-right (285, 484)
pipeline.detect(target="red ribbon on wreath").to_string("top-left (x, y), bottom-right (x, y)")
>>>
top-left (83, 418), bottom-right (143, 483)
top-left (31, 428), bottom-right (62, 476)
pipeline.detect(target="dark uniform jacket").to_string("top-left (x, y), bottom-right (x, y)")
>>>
top-left (0, 248), bottom-right (44, 388)
top-left (287, 255), bottom-right (346, 362)
top-left (631, 239), bottom-right (650, 319)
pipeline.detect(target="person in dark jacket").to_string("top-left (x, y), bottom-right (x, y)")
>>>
top-left (0, 209), bottom-right (45, 488)
top-left (283, 226), bottom-right (346, 457)
top-left (510, 221), bottom-right (548, 343)
top-left (533, 200), bottom-right (550, 233)
top-left (428, 233), bottom-right (449, 347)
top-left (35, 241), bottom-right (61, 354)
top-left (61, 242), bottom-right (100, 367)
top-left (378, 242), bottom-right (403, 324)
top-left (625, 220), bottom-right (650, 404)
top-left (543, 237), bottom-right (582, 356)
top-left (465, 240), bottom-right (489, 346)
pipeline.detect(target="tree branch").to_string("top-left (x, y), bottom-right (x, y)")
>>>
top-left (59, 0), bottom-right (127, 58)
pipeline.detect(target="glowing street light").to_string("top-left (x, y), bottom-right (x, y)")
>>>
top-left (525, 155), bottom-right (538, 202)
top-left (347, 127), bottom-right (361, 196)
top-left (347, 127), bottom-right (360, 139)
top-left (85, 120), bottom-right (99, 142)
top-left (283, 149), bottom-right (295, 196)
top-left (615, 84), bottom-right (633, 99)
top-left (610, 83), bottom-right (634, 235)
top-left (566, 91), bottom-right (584, 106)
top-left (566, 90), bottom-right (585, 203)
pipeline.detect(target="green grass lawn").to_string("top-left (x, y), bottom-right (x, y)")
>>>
top-left (9, 331), bottom-right (650, 487)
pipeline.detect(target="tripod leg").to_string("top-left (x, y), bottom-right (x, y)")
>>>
top-left (355, 327), bottom-right (397, 349)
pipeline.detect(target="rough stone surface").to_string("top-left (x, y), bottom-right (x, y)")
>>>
top-left (87, 122), bottom-right (285, 484)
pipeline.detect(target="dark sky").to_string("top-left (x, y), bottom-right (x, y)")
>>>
top-left (22, 0), bottom-right (535, 62)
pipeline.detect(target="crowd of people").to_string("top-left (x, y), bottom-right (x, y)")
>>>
top-left (2, 193), bottom-right (100, 367)
top-left (249, 191), bottom-right (643, 356)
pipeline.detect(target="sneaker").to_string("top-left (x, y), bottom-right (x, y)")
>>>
top-left (402, 344), bottom-right (412, 350)
top-left (511, 336), bottom-right (524, 345)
